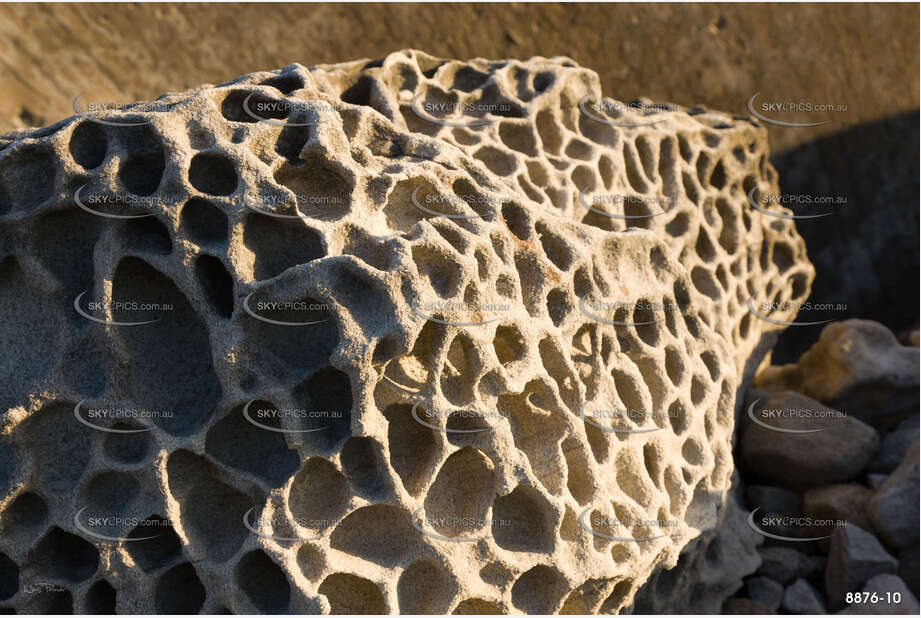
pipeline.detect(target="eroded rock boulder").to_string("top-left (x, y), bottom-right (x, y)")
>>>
top-left (0, 50), bottom-right (813, 613)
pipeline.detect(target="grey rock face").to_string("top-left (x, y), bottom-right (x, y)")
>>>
top-left (867, 440), bottom-right (920, 550)
top-left (747, 484), bottom-right (802, 515)
top-left (757, 546), bottom-right (822, 585)
top-left (782, 578), bottom-right (826, 614)
top-left (746, 575), bottom-right (784, 611)
top-left (803, 484), bottom-right (874, 537)
top-left (898, 545), bottom-right (919, 597)
top-left (745, 484), bottom-right (804, 540)
top-left (869, 416), bottom-right (919, 474)
top-left (825, 524), bottom-right (899, 610)
top-left (741, 391), bottom-right (879, 490)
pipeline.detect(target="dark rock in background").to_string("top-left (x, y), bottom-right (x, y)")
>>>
top-left (781, 578), bottom-right (826, 614)
top-left (867, 440), bottom-right (920, 550)
top-left (741, 391), bottom-right (879, 489)
top-left (825, 524), bottom-right (899, 610)
top-left (723, 598), bottom-right (776, 614)
top-left (757, 321), bottom-right (920, 427)
top-left (746, 576), bottom-right (784, 611)
top-left (803, 484), bottom-right (874, 538)
top-left (869, 418), bottom-right (920, 474)
top-left (898, 545), bottom-right (919, 598)
top-left (757, 547), bottom-right (823, 586)
top-left (772, 112), bottom-right (920, 363)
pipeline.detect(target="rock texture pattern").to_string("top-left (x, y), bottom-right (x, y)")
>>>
top-left (0, 50), bottom-right (812, 613)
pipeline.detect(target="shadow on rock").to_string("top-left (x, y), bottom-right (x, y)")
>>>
top-left (771, 110), bottom-right (920, 362)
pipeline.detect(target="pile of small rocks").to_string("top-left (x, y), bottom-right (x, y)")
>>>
top-left (723, 320), bottom-right (919, 614)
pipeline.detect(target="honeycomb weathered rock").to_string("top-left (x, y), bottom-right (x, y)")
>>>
top-left (0, 50), bottom-right (812, 613)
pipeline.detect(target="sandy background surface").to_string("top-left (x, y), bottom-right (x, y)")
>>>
top-left (1, 2), bottom-right (917, 358)
top-left (0, 3), bottom-right (914, 148)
